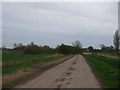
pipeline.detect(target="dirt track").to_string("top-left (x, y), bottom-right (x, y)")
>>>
top-left (15, 55), bottom-right (101, 88)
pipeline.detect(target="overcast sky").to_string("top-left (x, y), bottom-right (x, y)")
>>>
top-left (2, 2), bottom-right (118, 48)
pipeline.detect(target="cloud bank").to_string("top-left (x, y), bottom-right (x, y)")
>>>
top-left (2, 2), bottom-right (118, 48)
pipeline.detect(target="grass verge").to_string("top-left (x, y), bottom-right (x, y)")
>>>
top-left (83, 54), bottom-right (119, 88)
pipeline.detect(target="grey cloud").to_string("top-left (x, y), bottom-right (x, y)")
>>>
top-left (2, 2), bottom-right (118, 48)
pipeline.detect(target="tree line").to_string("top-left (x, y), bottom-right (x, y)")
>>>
top-left (13, 42), bottom-right (55, 54)
top-left (3, 41), bottom-right (82, 54)
top-left (2, 30), bottom-right (120, 54)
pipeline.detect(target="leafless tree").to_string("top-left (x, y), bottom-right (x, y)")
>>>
top-left (13, 43), bottom-right (17, 48)
top-left (72, 40), bottom-right (82, 48)
top-left (113, 30), bottom-right (120, 53)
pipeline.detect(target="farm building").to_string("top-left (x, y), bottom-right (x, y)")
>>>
top-left (82, 48), bottom-right (89, 52)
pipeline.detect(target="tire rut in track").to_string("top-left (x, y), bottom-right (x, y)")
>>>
top-left (49, 55), bottom-right (79, 88)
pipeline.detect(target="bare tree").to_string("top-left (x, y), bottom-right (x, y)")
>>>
top-left (17, 43), bottom-right (23, 47)
top-left (113, 30), bottom-right (120, 53)
top-left (13, 43), bottom-right (17, 48)
top-left (72, 40), bottom-right (82, 48)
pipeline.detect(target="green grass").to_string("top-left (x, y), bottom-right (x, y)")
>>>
top-left (3, 54), bottom-right (72, 75)
top-left (91, 54), bottom-right (119, 68)
top-left (2, 54), bottom-right (49, 68)
top-left (83, 54), bottom-right (119, 88)
top-left (3, 54), bottom-right (49, 62)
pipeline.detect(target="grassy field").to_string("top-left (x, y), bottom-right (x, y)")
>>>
top-left (3, 54), bottom-right (49, 62)
top-left (3, 54), bottom-right (72, 75)
top-left (83, 54), bottom-right (119, 88)
top-left (3, 54), bottom-right (49, 68)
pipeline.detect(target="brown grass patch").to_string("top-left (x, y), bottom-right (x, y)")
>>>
top-left (44, 54), bottom-right (63, 58)
top-left (83, 52), bottom-right (92, 55)
top-left (98, 54), bottom-right (118, 59)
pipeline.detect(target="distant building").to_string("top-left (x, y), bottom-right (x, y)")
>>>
top-left (82, 48), bottom-right (89, 52)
